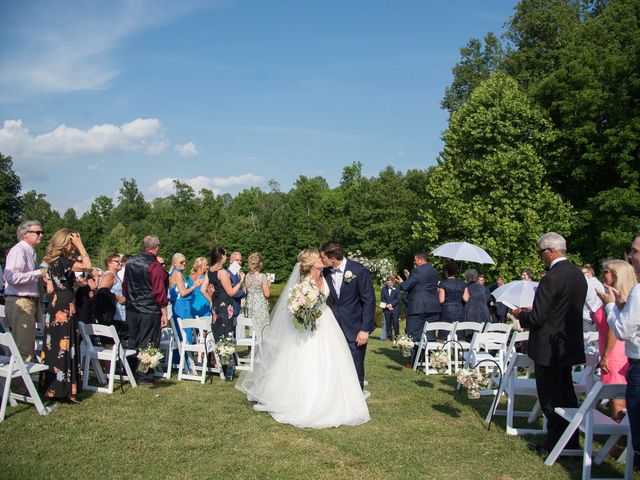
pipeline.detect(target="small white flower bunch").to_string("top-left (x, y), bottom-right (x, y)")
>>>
top-left (394, 334), bottom-right (415, 357)
top-left (429, 349), bottom-right (450, 373)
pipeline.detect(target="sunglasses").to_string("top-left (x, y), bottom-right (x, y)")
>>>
top-left (27, 230), bottom-right (44, 235)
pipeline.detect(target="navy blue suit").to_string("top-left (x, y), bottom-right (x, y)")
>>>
top-left (323, 259), bottom-right (376, 388)
top-left (399, 262), bottom-right (441, 365)
top-left (381, 285), bottom-right (400, 339)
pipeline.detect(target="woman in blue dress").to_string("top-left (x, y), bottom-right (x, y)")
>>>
top-left (439, 261), bottom-right (468, 322)
top-left (169, 253), bottom-right (203, 344)
top-left (464, 268), bottom-right (490, 328)
top-left (188, 256), bottom-right (210, 318)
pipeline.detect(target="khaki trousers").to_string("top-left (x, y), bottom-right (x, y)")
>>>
top-left (5, 296), bottom-right (42, 362)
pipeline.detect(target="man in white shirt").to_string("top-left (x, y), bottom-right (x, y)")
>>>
top-left (3, 220), bottom-right (46, 361)
top-left (601, 234), bottom-right (640, 469)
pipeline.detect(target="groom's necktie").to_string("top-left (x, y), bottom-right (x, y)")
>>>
top-left (332, 267), bottom-right (342, 298)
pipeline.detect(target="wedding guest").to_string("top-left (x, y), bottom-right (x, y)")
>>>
top-left (169, 253), bottom-right (203, 343)
top-left (396, 252), bottom-right (440, 368)
top-left (40, 230), bottom-right (91, 403)
top-left (465, 268), bottom-right (490, 328)
top-left (599, 235), bottom-right (640, 468)
top-left (74, 268), bottom-right (99, 326)
top-left (189, 257), bottom-right (210, 318)
top-left (204, 246), bottom-right (245, 341)
top-left (4, 220), bottom-right (46, 362)
top-left (381, 277), bottom-right (400, 341)
top-left (593, 259), bottom-right (634, 422)
top-left (582, 263), bottom-right (604, 333)
top-left (122, 236), bottom-right (169, 383)
top-left (227, 251), bottom-right (246, 331)
top-left (117, 254), bottom-right (132, 284)
top-left (244, 252), bottom-right (271, 341)
top-left (439, 261), bottom-right (468, 337)
top-left (521, 268), bottom-right (534, 281)
top-left (512, 232), bottom-right (587, 456)
top-left (94, 254), bottom-right (127, 337)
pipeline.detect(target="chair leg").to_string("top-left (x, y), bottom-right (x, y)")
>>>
top-left (106, 351), bottom-right (117, 394)
top-left (0, 374), bottom-right (12, 422)
top-left (177, 344), bottom-right (185, 381)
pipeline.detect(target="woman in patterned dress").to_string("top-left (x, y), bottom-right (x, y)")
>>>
top-left (40, 230), bottom-right (91, 404)
top-left (244, 252), bottom-right (272, 341)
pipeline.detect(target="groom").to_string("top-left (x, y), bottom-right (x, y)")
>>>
top-left (320, 241), bottom-right (376, 390)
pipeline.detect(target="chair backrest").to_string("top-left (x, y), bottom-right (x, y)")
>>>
top-left (0, 331), bottom-right (19, 358)
top-left (469, 331), bottom-right (510, 351)
top-left (236, 314), bottom-right (254, 341)
top-left (79, 322), bottom-right (121, 349)
top-left (484, 322), bottom-right (512, 335)
top-left (454, 322), bottom-right (484, 334)
top-left (424, 321), bottom-right (457, 333)
top-left (177, 317), bottom-right (211, 344)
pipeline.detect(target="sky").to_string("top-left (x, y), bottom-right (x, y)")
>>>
top-left (0, 0), bottom-right (518, 215)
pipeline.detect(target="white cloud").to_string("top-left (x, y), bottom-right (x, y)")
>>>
top-left (0, 1), bottom-right (222, 97)
top-left (0, 118), bottom-right (168, 159)
top-left (149, 174), bottom-right (264, 197)
top-left (174, 142), bottom-right (199, 157)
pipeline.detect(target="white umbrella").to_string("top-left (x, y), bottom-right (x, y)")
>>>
top-left (491, 280), bottom-right (539, 309)
top-left (431, 241), bottom-right (495, 265)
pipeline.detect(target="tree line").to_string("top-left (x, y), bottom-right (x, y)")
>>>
top-left (1, 0), bottom-right (638, 282)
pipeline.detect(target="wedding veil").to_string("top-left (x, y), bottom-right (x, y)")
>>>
top-left (236, 262), bottom-right (302, 398)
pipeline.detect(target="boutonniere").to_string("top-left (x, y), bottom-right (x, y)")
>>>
top-left (343, 270), bottom-right (357, 283)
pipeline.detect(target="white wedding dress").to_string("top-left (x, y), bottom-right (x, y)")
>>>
top-left (236, 264), bottom-right (370, 428)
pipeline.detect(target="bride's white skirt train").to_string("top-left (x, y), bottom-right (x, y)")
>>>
top-left (236, 303), bottom-right (370, 429)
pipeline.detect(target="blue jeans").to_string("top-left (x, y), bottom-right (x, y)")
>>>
top-left (626, 362), bottom-right (640, 468)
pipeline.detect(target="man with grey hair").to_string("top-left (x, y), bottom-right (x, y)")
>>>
top-left (122, 235), bottom-right (169, 383)
top-left (3, 220), bottom-right (46, 362)
top-left (226, 251), bottom-right (246, 330)
top-left (513, 232), bottom-right (587, 455)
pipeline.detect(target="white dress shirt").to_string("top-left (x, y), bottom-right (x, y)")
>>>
top-left (606, 283), bottom-right (640, 359)
top-left (331, 258), bottom-right (347, 297)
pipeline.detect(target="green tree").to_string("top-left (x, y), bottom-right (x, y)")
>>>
top-left (20, 190), bottom-right (63, 258)
top-left (441, 33), bottom-right (504, 114)
top-left (0, 153), bottom-right (23, 253)
top-left (414, 72), bottom-right (575, 279)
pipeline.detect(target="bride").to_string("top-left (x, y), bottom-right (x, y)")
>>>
top-left (236, 248), bottom-right (370, 428)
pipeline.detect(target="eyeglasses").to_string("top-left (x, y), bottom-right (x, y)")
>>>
top-left (178, 261), bottom-right (186, 265)
top-left (111, 260), bottom-right (121, 264)
top-left (27, 230), bottom-right (44, 236)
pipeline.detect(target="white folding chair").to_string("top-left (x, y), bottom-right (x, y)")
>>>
top-left (0, 331), bottom-right (54, 421)
top-left (483, 331), bottom-right (547, 435)
top-left (177, 317), bottom-right (223, 383)
top-left (79, 322), bottom-right (138, 394)
top-left (544, 381), bottom-right (633, 480)
top-left (412, 321), bottom-right (457, 375)
top-left (452, 321), bottom-right (484, 372)
top-left (235, 314), bottom-right (256, 372)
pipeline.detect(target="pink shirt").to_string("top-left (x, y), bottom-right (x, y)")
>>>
top-left (4, 240), bottom-right (41, 297)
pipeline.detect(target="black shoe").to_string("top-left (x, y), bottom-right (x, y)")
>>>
top-left (527, 443), bottom-right (549, 456)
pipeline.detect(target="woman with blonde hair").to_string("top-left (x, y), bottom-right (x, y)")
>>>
top-left (236, 248), bottom-right (369, 428)
top-left (189, 256), bottom-right (210, 318)
top-left (594, 259), bottom-right (637, 422)
top-left (244, 252), bottom-right (271, 340)
top-left (40, 229), bottom-right (91, 404)
top-left (169, 253), bottom-right (203, 343)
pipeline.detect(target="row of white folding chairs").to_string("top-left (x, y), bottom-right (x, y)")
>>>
top-left (171, 314), bottom-right (257, 384)
top-left (413, 321), bottom-right (513, 375)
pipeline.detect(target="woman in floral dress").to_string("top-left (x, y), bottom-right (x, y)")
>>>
top-left (40, 230), bottom-right (91, 403)
top-left (244, 252), bottom-right (271, 341)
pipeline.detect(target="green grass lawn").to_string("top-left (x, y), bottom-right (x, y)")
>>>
top-left (1, 331), bottom-right (636, 480)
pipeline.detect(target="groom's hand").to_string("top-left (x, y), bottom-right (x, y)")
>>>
top-left (356, 331), bottom-right (369, 346)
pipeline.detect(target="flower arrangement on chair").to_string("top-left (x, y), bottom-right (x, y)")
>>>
top-left (456, 368), bottom-right (488, 399)
top-left (429, 349), bottom-right (450, 374)
top-left (394, 334), bottom-right (414, 357)
top-left (137, 345), bottom-right (164, 373)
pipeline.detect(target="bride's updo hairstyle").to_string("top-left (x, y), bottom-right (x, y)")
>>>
top-left (298, 248), bottom-right (320, 277)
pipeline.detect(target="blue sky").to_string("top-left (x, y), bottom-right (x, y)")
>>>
top-left (0, 0), bottom-right (517, 214)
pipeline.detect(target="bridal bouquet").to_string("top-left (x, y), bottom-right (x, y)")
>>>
top-left (215, 334), bottom-right (236, 365)
top-left (137, 345), bottom-right (164, 373)
top-left (288, 277), bottom-right (326, 331)
top-left (429, 349), bottom-right (450, 374)
top-left (456, 368), bottom-right (488, 399)
top-left (394, 334), bottom-right (414, 357)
